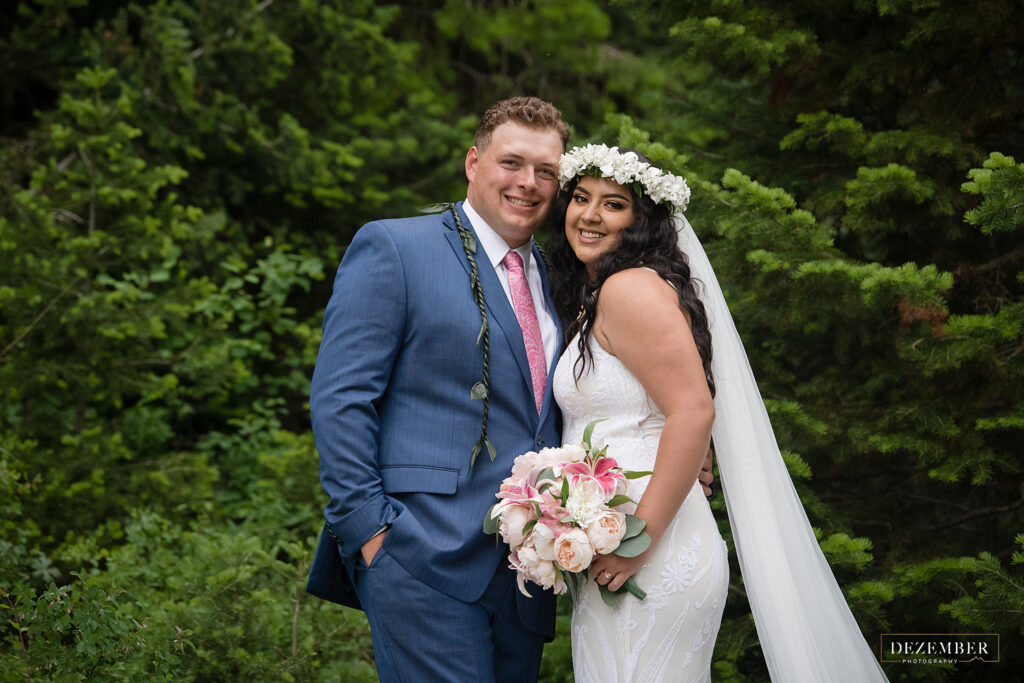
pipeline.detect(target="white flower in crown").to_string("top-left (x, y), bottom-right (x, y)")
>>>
top-left (559, 144), bottom-right (690, 214)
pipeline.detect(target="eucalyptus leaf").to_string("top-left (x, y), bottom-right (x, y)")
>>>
top-left (614, 531), bottom-right (651, 558)
top-left (535, 467), bottom-right (556, 484)
top-left (482, 504), bottom-right (499, 535)
top-left (598, 582), bottom-right (622, 607)
top-left (623, 514), bottom-right (646, 540)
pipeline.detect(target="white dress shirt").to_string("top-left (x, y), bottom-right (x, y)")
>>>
top-left (462, 200), bottom-right (560, 373)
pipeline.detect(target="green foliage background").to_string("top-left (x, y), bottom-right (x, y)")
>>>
top-left (1, 1), bottom-right (1021, 680)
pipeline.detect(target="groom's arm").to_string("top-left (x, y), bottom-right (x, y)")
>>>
top-left (310, 221), bottom-right (405, 563)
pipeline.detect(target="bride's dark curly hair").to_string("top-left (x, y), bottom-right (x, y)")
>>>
top-left (547, 151), bottom-right (715, 396)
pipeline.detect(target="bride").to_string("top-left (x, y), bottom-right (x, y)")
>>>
top-left (548, 144), bottom-right (888, 682)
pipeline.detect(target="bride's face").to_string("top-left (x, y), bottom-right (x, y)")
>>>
top-left (564, 176), bottom-right (636, 278)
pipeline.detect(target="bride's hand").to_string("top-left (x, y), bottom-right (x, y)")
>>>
top-left (588, 552), bottom-right (646, 593)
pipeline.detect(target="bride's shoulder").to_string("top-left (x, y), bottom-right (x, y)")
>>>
top-left (597, 268), bottom-right (679, 319)
top-left (600, 268), bottom-right (676, 303)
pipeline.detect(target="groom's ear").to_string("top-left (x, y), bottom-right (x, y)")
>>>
top-left (465, 146), bottom-right (480, 183)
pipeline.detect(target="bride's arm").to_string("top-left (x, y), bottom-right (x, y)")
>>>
top-left (588, 267), bottom-right (715, 591)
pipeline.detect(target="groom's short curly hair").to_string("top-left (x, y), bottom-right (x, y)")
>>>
top-left (474, 97), bottom-right (570, 150)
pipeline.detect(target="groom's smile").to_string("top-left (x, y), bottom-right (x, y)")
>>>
top-left (465, 121), bottom-right (563, 249)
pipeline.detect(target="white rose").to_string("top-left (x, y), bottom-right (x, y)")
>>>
top-left (498, 504), bottom-right (533, 548)
top-left (554, 527), bottom-right (595, 573)
top-left (586, 510), bottom-right (628, 554)
top-left (565, 477), bottom-right (608, 528)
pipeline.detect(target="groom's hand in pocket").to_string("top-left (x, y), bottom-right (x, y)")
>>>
top-left (699, 448), bottom-right (714, 498)
top-left (360, 530), bottom-right (387, 566)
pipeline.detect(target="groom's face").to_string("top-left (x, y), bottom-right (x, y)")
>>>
top-left (465, 122), bottom-right (563, 249)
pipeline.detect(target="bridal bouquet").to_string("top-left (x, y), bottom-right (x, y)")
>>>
top-left (484, 420), bottom-right (651, 602)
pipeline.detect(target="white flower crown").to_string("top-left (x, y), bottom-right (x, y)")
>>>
top-left (558, 144), bottom-right (690, 214)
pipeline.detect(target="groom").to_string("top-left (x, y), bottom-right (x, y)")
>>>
top-left (306, 97), bottom-right (568, 681)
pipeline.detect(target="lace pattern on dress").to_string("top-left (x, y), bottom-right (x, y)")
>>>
top-left (555, 333), bottom-right (728, 683)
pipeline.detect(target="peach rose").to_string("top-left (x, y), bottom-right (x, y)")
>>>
top-left (586, 510), bottom-right (627, 554)
top-left (554, 527), bottom-right (595, 573)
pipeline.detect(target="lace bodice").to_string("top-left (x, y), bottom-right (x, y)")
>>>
top-left (556, 333), bottom-right (670, 510)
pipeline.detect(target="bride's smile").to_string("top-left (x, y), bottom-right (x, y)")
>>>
top-left (565, 176), bottom-right (636, 277)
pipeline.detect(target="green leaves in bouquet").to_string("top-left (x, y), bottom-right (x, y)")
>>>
top-left (605, 494), bottom-right (634, 508)
top-left (483, 503), bottom-right (500, 535)
top-left (623, 514), bottom-right (647, 540)
top-left (597, 514), bottom-right (651, 605)
top-left (581, 418), bottom-right (607, 452)
top-left (615, 534), bottom-right (651, 559)
top-left (599, 577), bottom-right (648, 606)
top-left (522, 517), bottom-right (539, 538)
top-left (581, 419), bottom-right (652, 604)
top-left (614, 515), bottom-right (651, 558)
top-left (535, 467), bottom-right (558, 490)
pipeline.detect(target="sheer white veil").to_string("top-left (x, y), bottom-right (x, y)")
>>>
top-left (675, 215), bottom-right (888, 682)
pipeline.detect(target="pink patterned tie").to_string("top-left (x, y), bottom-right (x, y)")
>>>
top-left (503, 250), bottom-right (547, 415)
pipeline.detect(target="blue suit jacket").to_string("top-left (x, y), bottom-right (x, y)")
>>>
top-left (306, 203), bottom-right (561, 637)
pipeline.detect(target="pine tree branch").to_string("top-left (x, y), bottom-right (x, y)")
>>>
top-left (923, 498), bottom-right (1024, 532)
top-left (959, 242), bottom-right (1024, 277)
top-left (0, 276), bottom-right (82, 360)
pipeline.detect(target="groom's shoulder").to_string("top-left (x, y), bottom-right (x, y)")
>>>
top-left (357, 212), bottom-right (449, 243)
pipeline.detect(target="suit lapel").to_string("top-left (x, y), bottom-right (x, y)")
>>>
top-left (443, 204), bottom-right (535, 405)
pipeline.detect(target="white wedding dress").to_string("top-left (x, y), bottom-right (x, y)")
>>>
top-left (554, 332), bottom-right (729, 683)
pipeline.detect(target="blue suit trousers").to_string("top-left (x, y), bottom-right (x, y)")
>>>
top-left (353, 545), bottom-right (545, 682)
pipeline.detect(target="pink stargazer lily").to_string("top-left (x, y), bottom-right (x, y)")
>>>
top-left (537, 490), bottom-right (568, 526)
top-left (484, 421), bottom-right (651, 600)
top-left (563, 456), bottom-right (625, 498)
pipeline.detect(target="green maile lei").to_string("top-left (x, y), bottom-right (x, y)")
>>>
top-left (424, 202), bottom-right (550, 470)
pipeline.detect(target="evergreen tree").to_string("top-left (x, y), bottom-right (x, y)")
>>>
top-left (2, 1), bottom-right (1020, 680)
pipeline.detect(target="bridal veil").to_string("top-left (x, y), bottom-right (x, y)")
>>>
top-left (676, 216), bottom-right (888, 682)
